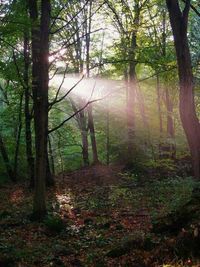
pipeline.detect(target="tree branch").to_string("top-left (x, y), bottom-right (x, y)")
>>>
top-left (183, 0), bottom-right (191, 20)
top-left (182, 0), bottom-right (200, 17)
top-left (49, 75), bottom-right (84, 109)
top-left (50, 0), bottom-right (90, 34)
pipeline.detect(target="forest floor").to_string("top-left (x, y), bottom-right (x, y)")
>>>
top-left (0, 164), bottom-right (200, 267)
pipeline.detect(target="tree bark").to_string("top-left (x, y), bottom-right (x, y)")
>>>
top-left (29, 0), bottom-right (50, 219)
top-left (80, 119), bottom-right (89, 166)
top-left (45, 145), bottom-right (55, 187)
top-left (126, 1), bottom-right (140, 166)
top-left (23, 30), bottom-right (35, 188)
top-left (127, 38), bottom-right (137, 164)
top-left (156, 75), bottom-right (163, 140)
top-left (166, 0), bottom-right (200, 178)
top-left (71, 99), bottom-right (89, 167)
top-left (85, 0), bottom-right (92, 76)
top-left (106, 99), bottom-right (110, 165)
top-left (165, 87), bottom-right (176, 158)
top-left (78, 104), bottom-right (89, 167)
top-left (84, 1), bottom-right (99, 165)
top-left (0, 133), bottom-right (15, 182)
top-left (88, 104), bottom-right (99, 164)
top-left (48, 136), bottom-right (55, 175)
top-left (13, 93), bottom-right (23, 180)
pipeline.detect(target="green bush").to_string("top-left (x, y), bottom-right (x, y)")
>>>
top-left (44, 215), bottom-right (65, 233)
top-left (148, 177), bottom-right (198, 219)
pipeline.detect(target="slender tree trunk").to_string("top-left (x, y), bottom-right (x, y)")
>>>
top-left (157, 78), bottom-right (163, 135)
top-left (70, 6), bottom-right (89, 166)
top-left (45, 145), bottom-right (55, 187)
top-left (88, 104), bottom-right (99, 164)
top-left (156, 75), bottom-right (164, 157)
top-left (161, 8), bottom-right (176, 159)
top-left (23, 31), bottom-right (35, 188)
top-left (58, 134), bottom-right (64, 180)
top-left (136, 85), bottom-right (148, 131)
top-left (106, 100), bottom-right (110, 165)
top-left (166, 0), bottom-right (200, 178)
top-left (71, 99), bottom-right (89, 166)
top-left (126, 2), bottom-right (140, 166)
top-left (0, 133), bottom-right (15, 182)
top-left (165, 87), bottom-right (176, 158)
top-left (85, 0), bottom-right (99, 164)
top-left (29, 0), bottom-right (50, 219)
top-left (127, 32), bottom-right (137, 165)
top-left (79, 107), bottom-right (89, 167)
top-left (87, 108), bottom-right (99, 164)
top-left (85, 0), bottom-right (92, 76)
top-left (81, 128), bottom-right (89, 166)
top-left (165, 88), bottom-right (174, 138)
top-left (48, 137), bottom-right (55, 175)
top-left (13, 93), bottom-right (23, 179)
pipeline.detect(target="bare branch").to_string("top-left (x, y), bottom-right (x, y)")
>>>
top-left (50, 28), bottom-right (104, 59)
top-left (49, 75), bottom-right (84, 109)
top-left (50, 0), bottom-right (90, 34)
top-left (49, 65), bottom-right (68, 108)
top-left (105, 0), bottom-right (126, 34)
top-left (0, 37), bottom-right (23, 55)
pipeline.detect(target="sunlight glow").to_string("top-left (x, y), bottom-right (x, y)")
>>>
top-left (50, 74), bottom-right (123, 104)
top-left (49, 48), bottom-right (66, 66)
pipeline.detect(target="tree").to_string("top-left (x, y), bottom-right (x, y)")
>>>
top-left (105, 0), bottom-right (148, 166)
top-left (28, 0), bottom-right (51, 219)
top-left (166, 0), bottom-right (200, 178)
top-left (71, 98), bottom-right (90, 166)
top-left (0, 133), bottom-right (15, 182)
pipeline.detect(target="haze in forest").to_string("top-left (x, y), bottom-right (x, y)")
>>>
top-left (0, 1), bottom-right (200, 266)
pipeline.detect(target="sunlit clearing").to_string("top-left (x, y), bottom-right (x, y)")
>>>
top-left (50, 74), bottom-right (123, 104)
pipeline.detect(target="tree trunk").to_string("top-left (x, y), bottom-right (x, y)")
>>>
top-left (156, 75), bottom-right (164, 157)
top-left (79, 107), bottom-right (89, 167)
top-left (85, 0), bottom-right (92, 76)
top-left (165, 88), bottom-right (174, 138)
top-left (88, 104), bottom-right (99, 164)
top-left (0, 133), bottom-right (15, 182)
top-left (84, 1), bottom-right (99, 165)
top-left (29, 0), bottom-right (50, 219)
top-left (58, 134), bottom-right (64, 180)
top-left (106, 99), bottom-right (110, 165)
top-left (45, 144), bottom-right (55, 187)
top-left (127, 32), bottom-right (137, 165)
top-left (48, 137), bottom-right (55, 175)
top-left (157, 77), bottom-right (163, 137)
top-left (13, 93), bottom-right (23, 180)
top-left (166, 0), bottom-right (200, 178)
top-left (71, 99), bottom-right (90, 167)
top-left (81, 128), bottom-right (89, 167)
top-left (165, 87), bottom-right (176, 158)
top-left (23, 31), bottom-right (35, 188)
top-left (126, 2), bottom-right (140, 166)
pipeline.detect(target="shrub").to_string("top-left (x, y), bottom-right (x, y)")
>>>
top-left (44, 215), bottom-right (65, 233)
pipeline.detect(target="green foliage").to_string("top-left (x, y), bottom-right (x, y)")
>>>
top-left (0, 174), bottom-right (8, 185)
top-left (145, 158), bottom-right (176, 172)
top-left (44, 215), bottom-right (65, 233)
top-left (84, 187), bottom-right (110, 211)
top-left (148, 177), bottom-right (197, 220)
